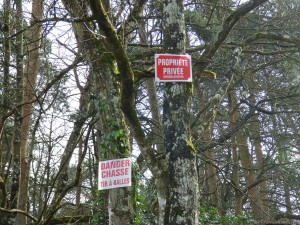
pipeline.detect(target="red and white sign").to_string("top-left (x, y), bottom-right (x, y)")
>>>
top-left (98, 158), bottom-right (131, 190)
top-left (155, 54), bottom-right (192, 82)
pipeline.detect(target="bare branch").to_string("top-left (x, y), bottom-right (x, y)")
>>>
top-left (0, 207), bottom-right (37, 222)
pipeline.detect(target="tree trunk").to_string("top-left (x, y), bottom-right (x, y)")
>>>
top-left (10, 2), bottom-right (23, 225)
top-left (195, 86), bottom-right (218, 208)
top-left (249, 94), bottom-right (269, 220)
top-left (75, 137), bottom-right (83, 207)
top-left (228, 91), bottom-right (243, 215)
top-left (14, 1), bottom-right (43, 224)
top-left (283, 183), bottom-right (292, 215)
top-left (138, 9), bottom-right (168, 223)
top-left (0, 0), bottom-right (10, 223)
top-left (229, 91), bottom-right (265, 221)
top-left (61, 2), bottom-right (132, 224)
top-left (163, 1), bottom-right (199, 224)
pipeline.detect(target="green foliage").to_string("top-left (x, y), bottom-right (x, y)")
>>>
top-left (275, 147), bottom-right (300, 192)
top-left (131, 166), bottom-right (144, 225)
top-left (98, 100), bottom-right (109, 113)
top-left (91, 190), bottom-right (108, 225)
top-left (184, 10), bottom-right (220, 43)
top-left (98, 100), bottom-right (130, 157)
top-left (131, 164), bottom-right (157, 225)
top-left (199, 206), bottom-right (253, 225)
top-left (100, 128), bottom-right (130, 155)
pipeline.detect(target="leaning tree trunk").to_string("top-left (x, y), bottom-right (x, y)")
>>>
top-left (163, 1), bottom-right (199, 224)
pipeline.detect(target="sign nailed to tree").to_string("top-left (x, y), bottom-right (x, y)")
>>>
top-left (98, 158), bottom-right (132, 190)
top-left (155, 54), bottom-right (192, 82)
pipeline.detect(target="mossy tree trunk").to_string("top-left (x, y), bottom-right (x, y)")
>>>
top-left (162, 1), bottom-right (199, 224)
top-left (60, 1), bottom-right (132, 224)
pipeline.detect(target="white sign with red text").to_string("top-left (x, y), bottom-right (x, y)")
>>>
top-left (155, 54), bottom-right (192, 82)
top-left (98, 158), bottom-right (131, 190)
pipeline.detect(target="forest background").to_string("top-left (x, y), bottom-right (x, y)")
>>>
top-left (0, 0), bottom-right (300, 225)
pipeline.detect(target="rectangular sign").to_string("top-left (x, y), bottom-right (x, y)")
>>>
top-left (155, 54), bottom-right (192, 82)
top-left (98, 158), bottom-right (131, 190)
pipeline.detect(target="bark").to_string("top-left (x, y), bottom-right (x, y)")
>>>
top-left (15, 0), bottom-right (43, 224)
top-left (163, 1), bottom-right (199, 224)
top-left (88, 2), bottom-right (171, 224)
top-left (249, 94), bottom-right (270, 219)
top-left (146, 79), bottom-right (164, 154)
top-left (75, 137), bottom-right (83, 208)
top-left (10, 2), bottom-right (23, 225)
top-left (146, 78), bottom-right (169, 225)
top-left (138, 8), bottom-right (168, 224)
top-left (228, 91), bottom-right (243, 215)
top-left (61, 1), bottom-right (132, 224)
top-left (229, 91), bottom-right (265, 221)
top-left (1, 0), bottom-right (10, 136)
top-left (195, 86), bottom-right (218, 208)
top-left (232, 138), bottom-right (243, 214)
top-left (0, 0), bottom-right (10, 223)
top-left (88, 1), bottom-right (160, 180)
top-left (283, 183), bottom-right (292, 215)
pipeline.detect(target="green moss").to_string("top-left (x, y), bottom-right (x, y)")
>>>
top-left (186, 137), bottom-right (197, 154)
top-left (184, 82), bottom-right (194, 96)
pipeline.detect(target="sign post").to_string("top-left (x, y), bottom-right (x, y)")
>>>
top-left (155, 54), bottom-right (192, 82)
top-left (98, 158), bottom-right (132, 190)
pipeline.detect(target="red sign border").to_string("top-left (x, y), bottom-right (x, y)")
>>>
top-left (155, 54), bottom-right (192, 82)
